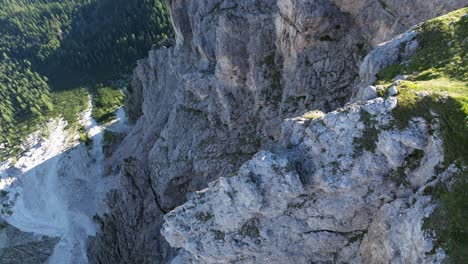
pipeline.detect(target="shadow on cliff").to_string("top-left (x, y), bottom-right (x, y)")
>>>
top-left (0, 127), bottom-right (120, 263)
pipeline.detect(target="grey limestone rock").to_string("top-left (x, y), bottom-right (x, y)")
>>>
top-left (161, 96), bottom-right (449, 263)
top-left (389, 85), bottom-right (399, 96)
top-left (89, 1), bottom-right (466, 263)
top-left (87, 158), bottom-right (173, 263)
top-left (0, 220), bottom-right (59, 264)
top-left (355, 85), bottom-right (378, 102)
top-left (358, 30), bottom-right (419, 91)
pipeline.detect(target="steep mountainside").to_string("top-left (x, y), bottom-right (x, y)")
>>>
top-left (161, 8), bottom-right (468, 260)
top-left (87, 1), bottom-right (467, 263)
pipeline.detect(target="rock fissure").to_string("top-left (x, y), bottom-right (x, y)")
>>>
top-left (302, 229), bottom-right (367, 235)
top-left (147, 173), bottom-right (169, 215)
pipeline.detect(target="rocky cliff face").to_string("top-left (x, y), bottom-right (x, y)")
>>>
top-left (0, 220), bottom-right (59, 264)
top-left (88, 1), bottom-right (467, 263)
top-left (161, 95), bottom-right (451, 263)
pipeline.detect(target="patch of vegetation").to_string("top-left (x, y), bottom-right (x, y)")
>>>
top-left (377, 64), bottom-right (404, 84)
top-left (240, 218), bottom-right (260, 238)
top-left (375, 8), bottom-right (468, 262)
top-left (354, 110), bottom-right (379, 155)
top-left (92, 86), bottom-right (125, 124)
top-left (103, 129), bottom-right (118, 144)
top-left (196, 212), bottom-right (214, 222)
top-left (211, 230), bottom-right (226, 241)
top-left (303, 110), bottom-right (325, 120)
top-left (387, 150), bottom-right (424, 187)
top-left (376, 87), bottom-right (387, 98)
top-left (102, 129), bottom-right (126, 157)
top-left (287, 195), bottom-right (316, 209)
top-left (348, 231), bottom-right (367, 245)
top-left (319, 35), bottom-right (335, 42)
top-left (377, 8), bottom-right (467, 84)
top-left (78, 126), bottom-right (92, 146)
top-left (422, 174), bottom-right (468, 263)
top-left (0, 190), bottom-right (8, 198)
top-left (0, 86), bottom-right (89, 160)
top-left (392, 81), bottom-right (467, 156)
top-left (407, 149), bottom-right (425, 171)
top-left (0, 57), bottom-right (52, 158)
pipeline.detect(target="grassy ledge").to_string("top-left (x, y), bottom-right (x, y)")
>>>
top-left (376, 8), bottom-right (467, 262)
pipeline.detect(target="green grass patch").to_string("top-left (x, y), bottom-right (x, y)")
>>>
top-left (392, 80), bottom-right (468, 165)
top-left (377, 8), bottom-right (467, 84)
top-left (375, 8), bottom-right (468, 262)
top-left (92, 86), bottom-right (124, 124)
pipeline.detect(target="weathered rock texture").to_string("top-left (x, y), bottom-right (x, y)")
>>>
top-left (88, 158), bottom-right (171, 263)
top-left (162, 96), bottom-right (452, 263)
top-left (88, 0), bottom-right (466, 263)
top-left (0, 220), bottom-right (59, 264)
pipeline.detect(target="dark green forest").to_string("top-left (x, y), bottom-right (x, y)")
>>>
top-left (0, 0), bottom-right (172, 159)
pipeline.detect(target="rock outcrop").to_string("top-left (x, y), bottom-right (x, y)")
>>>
top-left (162, 95), bottom-right (451, 263)
top-left (88, 1), bottom-right (466, 263)
top-left (88, 158), bottom-right (171, 263)
top-left (0, 220), bottom-right (59, 264)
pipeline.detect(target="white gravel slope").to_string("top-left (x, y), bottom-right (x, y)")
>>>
top-left (0, 101), bottom-right (125, 263)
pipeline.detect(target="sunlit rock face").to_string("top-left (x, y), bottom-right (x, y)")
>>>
top-left (88, 0), bottom-right (465, 263)
top-left (161, 95), bottom-right (449, 263)
top-left (331, 0), bottom-right (465, 45)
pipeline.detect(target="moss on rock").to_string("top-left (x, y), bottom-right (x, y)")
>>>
top-left (375, 8), bottom-right (468, 262)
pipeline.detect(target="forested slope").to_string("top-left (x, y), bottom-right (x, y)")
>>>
top-left (0, 0), bottom-right (172, 159)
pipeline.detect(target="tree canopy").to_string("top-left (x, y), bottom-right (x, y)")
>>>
top-left (0, 0), bottom-right (172, 158)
